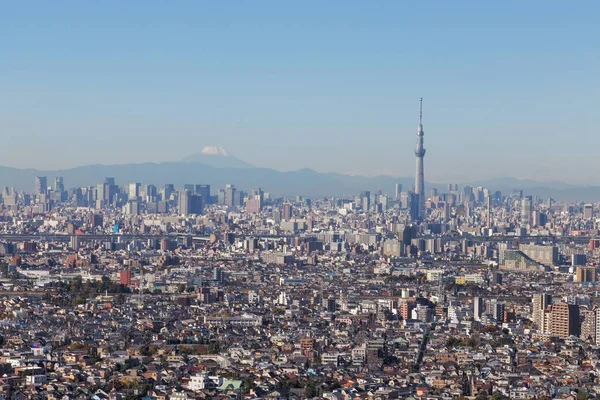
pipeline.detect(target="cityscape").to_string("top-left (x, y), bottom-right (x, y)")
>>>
top-left (3, 2), bottom-right (600, 400)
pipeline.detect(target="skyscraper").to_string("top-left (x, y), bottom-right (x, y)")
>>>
top-left (195, 185), bottom-right (211, 204)
top-left (473, 296), bottom-right (484, 321)
top-left (486, 196), bottom-right (492, 228)
top-left (282, 203), bottom-right (293, 221)
top-left (34, 176), bottom-right (47, 195)
top-left (532, 293), bottom-right (551, 331)
top-left (395, 184), bottom-right (402, 200)
top-left (54, 176), bottom-right (64, 192)
top-left (225, 184), bottom-right (236, 207)
top-left (521, 196), bottom-right (532, 226)
top-left (550, 302), bottom-right (580, 338)
top-left (584, 204), bottom-right (593, 219)
top-left (414, 98), bottom-right (426, 219)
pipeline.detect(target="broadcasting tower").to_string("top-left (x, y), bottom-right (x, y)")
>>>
top-left (414, 98), bottom-right (426, 218)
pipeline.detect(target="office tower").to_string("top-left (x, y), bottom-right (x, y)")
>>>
top-left (145, 184), bottom-right (157, 200)
top-left (400, 192), bottom-right (408, 209)
top-left (190, 193), bottom-right (204, 215)
top-left (54, 176), bottom-right (64, 192)
top-left (473, 296), bottom-right (484, 321)
top-left (178, 190), bottom-right (203, 215)
top-left (443, 202), bottom-right (450, 220)
top-left (103, 182), bottom-right (117, 205)
top-left (246, 198), bottom-right (261, 214)
top-left (572, 254), bottom-right (587, 267)
top-left (196, 185), bottom-right (211, 204)
top-left (361, 191), bottom-right (370, 211)
top-left (486, 196), bottom-right (492, 228)
top-left (576, 266), bottom-right (596, 283)
top-left (395, 184), bottom-right (402, 200)
top-left (178, 190), bottom-right (191, 215)
top-left (282, 203), bottom-right (293, 221)
top-left (96, 184), bottom-right (105, 205)
top-left (550, 302), bottom-right (580, 338)
top-left (461, 186), bottom-right (473, 204)
top-left (491, 301), bottom-right (505, 321)
top-left (584, 204), bottom-right (593, 219)
top-left (532, 210), bottom-right (540, 227)
top-left (521, 196), bottom-right (532, 226)
top-left (125, 200), bottom-right (140, 216)
top-left (251, 187), bottom-right (264, 202)
top-left (34, 176), bottom-right (47, 195)
top-left (161, 184), bottom-right (175, 201)
top-left (532, 293), bottom-right (552, 331)
top-left (225, 184), bottom-right (236, 207)
top-left (414, 98), bottom-right (426, 218)
top-left (105, 177), bottom-right (115, 186)
top-left (128, 182), bottom-right (140, 201)
top-left (408, 192), bottom-right (420, 221)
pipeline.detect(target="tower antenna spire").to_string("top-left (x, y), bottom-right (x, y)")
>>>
top-left (419, 97), bottom-right (423, 126)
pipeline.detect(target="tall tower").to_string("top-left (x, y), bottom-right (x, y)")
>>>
top-left (414, 98), bottom-right (426, 218)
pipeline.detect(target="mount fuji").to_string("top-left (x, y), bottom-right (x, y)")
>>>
top-left (180, 146), bottom-right (253, 169)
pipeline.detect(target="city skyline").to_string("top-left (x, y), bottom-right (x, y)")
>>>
top-left (2, 2), bottom-right (599, 182)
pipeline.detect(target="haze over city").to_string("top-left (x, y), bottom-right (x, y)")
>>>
top-left (4, 3), bottom-right (600, 400)
top-left (2, 1), bottom-right (599, 183)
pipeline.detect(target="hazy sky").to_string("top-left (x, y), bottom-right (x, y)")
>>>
top-left (1, 1), bottom-right (599, 183)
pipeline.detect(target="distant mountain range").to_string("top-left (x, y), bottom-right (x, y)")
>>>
top-left (0, 146), bottom-right (597, 201)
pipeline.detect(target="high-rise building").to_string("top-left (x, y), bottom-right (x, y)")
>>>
top-left (246, 199), bottom-right (261, 214)
top-left (395, 184), bottom-right (402, 200)
top-left (120, 270), bottom-right (132, 286)
top-left (195, 185), bottom-right (211, 204)
top-left (520, 244), bottom-right (558, 265)
top-left (408, 192), bottom-right (420, 222)
top-left (572, 254), bottom-right (587, 267)
top-left (550, 302), bottom-right (580, 338)
top-left (414, 98), bottom-right (426, 219)
top-left (128, 182), bottom-right (140, 201)
top-left (521, 196), bottom-right (532, 227)
top-left (282, 203), bottom-right (293, 221)
top-left (178, 190), bottom-right (204, 216)
top-left (34, 176), bottom-right (47, 196)
top-left (581, 309), bottom-right (597, 342)
top-left (576, 266), bottom-right (597, 283)
top-left (486, 196), bottom-right (492, 228)
top-left (54, 176), bottom-right (64, 192)
top-left (489, 300), bottom-right (505, 321)
top-left (473, 296), bottom-right (484, 321)
top-left (532, 293), bottom-right (552, 331)
top-left (161, 184), bottom-right (175, 201)
top-left (225, 184), bottom-right (236, 207)
top-left (360, 191), bottom-right (370, 211)
top-left (584, 204), bottom-right (594, 219)
top-left (178, 190), bottom-right (191, 215)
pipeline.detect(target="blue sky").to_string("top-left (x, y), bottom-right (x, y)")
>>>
top-left (1, 1), bottom-right (598, 183)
